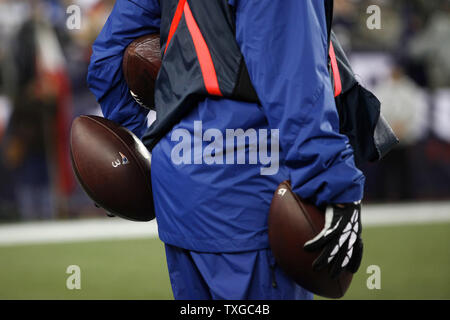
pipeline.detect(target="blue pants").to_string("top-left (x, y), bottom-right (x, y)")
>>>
top-left (164, 244), bottom-right (313, 300)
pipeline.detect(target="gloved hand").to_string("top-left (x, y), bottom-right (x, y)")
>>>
top-left (304, 201), bottom-right (363, 279)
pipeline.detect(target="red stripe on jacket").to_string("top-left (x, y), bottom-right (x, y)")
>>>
top-left (329, 42), bottom-right (342, 97)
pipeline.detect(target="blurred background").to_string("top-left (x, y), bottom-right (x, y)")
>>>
top-left (0, 0), bottom-right (448, 300)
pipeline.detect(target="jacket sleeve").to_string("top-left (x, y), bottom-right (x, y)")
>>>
top-left (87, 0), bottom-right (161, 138)
top-left (232, 0), bottom-right (365, 205)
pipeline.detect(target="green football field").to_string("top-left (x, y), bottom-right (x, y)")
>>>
top-left (0, 222), bottom-right (449, 300)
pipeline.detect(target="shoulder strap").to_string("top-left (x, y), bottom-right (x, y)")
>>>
top-left (325, 0), bottom-right (334, 48)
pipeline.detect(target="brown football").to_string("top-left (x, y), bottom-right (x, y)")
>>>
top-left (70, 115), bottom-right (155, 221)
top-left (268, 181), bottom-right (353, 298)
top-left (122, 33), bottom-right (161, 110)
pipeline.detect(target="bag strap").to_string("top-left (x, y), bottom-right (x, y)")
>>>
top-left (325, 0), bottom-right (334, 49)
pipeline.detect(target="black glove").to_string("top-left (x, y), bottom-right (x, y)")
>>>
top-left (304, 201), bottom-right (363, 279)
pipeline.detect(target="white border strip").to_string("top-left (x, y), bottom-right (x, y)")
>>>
top-left (0, 202), bottom-right (449, 246)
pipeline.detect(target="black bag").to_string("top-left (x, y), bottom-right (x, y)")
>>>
top-left (329, 30), bottom-right (398, 167)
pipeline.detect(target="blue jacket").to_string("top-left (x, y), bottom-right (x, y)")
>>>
top-left (87, 0), bottom-right (365, 253)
